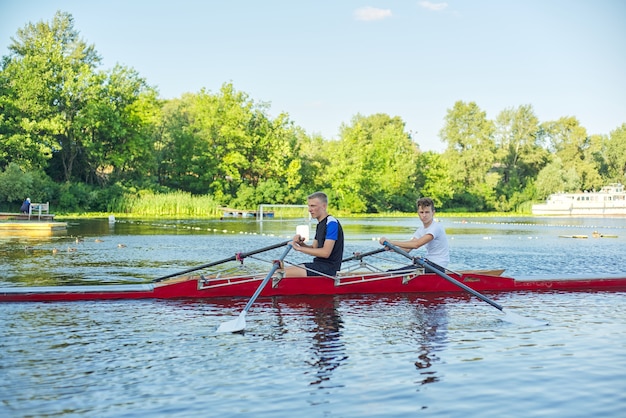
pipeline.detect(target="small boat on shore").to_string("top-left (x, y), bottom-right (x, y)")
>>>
top-left (532, 183), bottom-right (626, 216)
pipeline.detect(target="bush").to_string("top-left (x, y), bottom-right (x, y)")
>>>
top-left (0, 163), bottom-right (33, 203)
top-left (90, 183), bottom-right (127, 212)
top-left (58, 182), bottom-right (93, 212)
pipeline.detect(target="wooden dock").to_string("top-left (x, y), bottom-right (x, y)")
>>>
top-left (0, 220), bottom-right (67, 236)
top-left (0, 212), bottom-right (56, 221)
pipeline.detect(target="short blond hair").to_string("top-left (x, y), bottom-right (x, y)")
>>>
top-left (308, 191), bottom-right (328, 204)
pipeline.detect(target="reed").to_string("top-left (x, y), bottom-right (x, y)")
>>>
top-left (111, 191), bottom-right (221, 217)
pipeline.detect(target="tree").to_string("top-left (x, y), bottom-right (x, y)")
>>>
top-left (493, 104), bottom-right (549, 209)
top-left (414, 151), bottom-right (454, 208)
top-left (603, 123), bottom-right (626, 183)
top-left (0, 163), bottom-right (33, 203)
top-left (534, 157), bottom-right (580, 199)
top-left (327, 113), bottom-right (420, 212)
top-left (0, 162), bottom-right (58, 205)
top-left (539, 116), bottom-right (602, 192)
top-left (76, 65), bottom-right (161, 186)
top-left (440, 101), bottom-right (497, 210)
top-left (0, 11), bottom-right (102, 181)
top-left (158, 83), bottom-right (300, 202)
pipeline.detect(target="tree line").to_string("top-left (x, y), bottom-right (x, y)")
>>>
top-left (1, 11), bottom-right (625, 215)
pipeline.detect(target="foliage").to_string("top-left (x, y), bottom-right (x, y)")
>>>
top-left (539, 116), bottom-right (603, 191)
top-left (58, 181), bottom-right (94, 212)
top-left (603, 124), bottom-right (626, 183)
top-left (534, 157), bottom-right (581, 199)
top-left (493, 105), bottom-right (549, 207)
top-left (1, 11), bottom-right (101, 179)
top-left (1, 11), bottom-right (625, 216)
top-left (157, 84), bottom-right (300, 203)
top-left (0, 162), bottom-right (58, 205)
top-left (0, 162), bottom-right (33, 203)
top-left (326, 113), bottom-right (420, 212)
top-left (440, 101), bottom-right (497, 210)
top-left (414, 151), bottom-right (454, 208)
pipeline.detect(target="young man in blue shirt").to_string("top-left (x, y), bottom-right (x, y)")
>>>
top-left (285, 192), bottom-right (344, 277)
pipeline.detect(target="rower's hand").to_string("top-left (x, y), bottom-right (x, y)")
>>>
top-left (292, 234), bottom-right (306, 249)
top-left (292, 240), bottom-right (306, 252)
top-left (379, 237), bottom-right (389, 248)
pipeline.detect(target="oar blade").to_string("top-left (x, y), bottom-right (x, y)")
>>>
top-left (502, 309), bottom-right (549, 326)
top-left (216, 311), bottom-right (247, 333)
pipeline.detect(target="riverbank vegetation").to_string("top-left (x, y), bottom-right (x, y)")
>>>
top-left (1, 12), bottom-right (625, 216)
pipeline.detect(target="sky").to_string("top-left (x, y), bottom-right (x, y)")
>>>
top-left (1, 0), bottom-right (625, 152)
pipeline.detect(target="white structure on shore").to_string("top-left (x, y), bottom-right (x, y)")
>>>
top-left (532, 183), bottom-right (626, 216)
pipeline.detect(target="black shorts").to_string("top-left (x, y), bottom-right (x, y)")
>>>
top-left (303, 262), bottom-right (339, 277)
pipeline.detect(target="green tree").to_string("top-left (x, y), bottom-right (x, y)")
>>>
top-left (0, 163), bottom-right (33, 203)
top-left (539, 116), bottom-right (603, 192)
top-left (440, 101), bottom-right (497, 210)
top-left (603, 123), bottom-right (626, 183)
top-left (493, 105), bottom-right (549, 209)
top-left (0, 162), bottom-right (58, 205)
top-left (158, 83), bottom-right (299, 202)
top-left (76, 65), bottom-right (161, 186)
top-left (0, 11), bottom-right (102, 181)
top-left (414, 151), bottom-right (454, 208)
top-left (534, 157), bottom-right (580, 199)
top-left (290, 132), bottom-right (331, 199)
top-left (327, 113), bottom-right (420, 212)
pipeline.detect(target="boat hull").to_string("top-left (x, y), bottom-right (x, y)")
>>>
top-left (1, 270), bottom-right (626, 302)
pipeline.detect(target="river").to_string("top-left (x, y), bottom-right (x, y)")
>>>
top-left (1, 216), bottom-right (625, 417)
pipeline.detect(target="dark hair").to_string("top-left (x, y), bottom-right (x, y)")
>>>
top-left (417, 197), bottom-right (435, 211)
top-left (308, 191), bottom-right (328, 204)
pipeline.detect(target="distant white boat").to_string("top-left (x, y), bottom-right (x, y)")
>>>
top-left (532, 183), bottom-right (626, 216)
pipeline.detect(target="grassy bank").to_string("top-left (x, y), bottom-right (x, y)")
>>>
top-left (49, 190), bottom-right (533, 219)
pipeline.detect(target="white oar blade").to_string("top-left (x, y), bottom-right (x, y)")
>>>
top-left (502, 309), bottom-right (549, 326)
top-left (216, 311), bottom-right (247, 333)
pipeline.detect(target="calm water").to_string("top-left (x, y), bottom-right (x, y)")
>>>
top-left (1, 216), bottom-right (626, 417)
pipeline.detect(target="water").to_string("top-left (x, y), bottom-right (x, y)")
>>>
top-left (1, 216), bottom-right (626, 417)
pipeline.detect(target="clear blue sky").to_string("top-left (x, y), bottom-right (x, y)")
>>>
top-left (1, 0), bottom-right (625, 152)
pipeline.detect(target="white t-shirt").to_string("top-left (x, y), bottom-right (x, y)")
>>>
top-left (412, 221), bottom-right (450, 267)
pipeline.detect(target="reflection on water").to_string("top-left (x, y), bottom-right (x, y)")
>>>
top-left (269, 296), bottom-right (349, 388)
top-left (305, 297), bottom-right (347, 387)
top-left (1, 284), bottom-right (625, 416)
top-left (408, 296), bottom-right (450, 386)
top-left (263, 294), bottom-right (455, 391)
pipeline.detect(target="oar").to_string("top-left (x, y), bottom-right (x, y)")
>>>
top-left (341, 248), bottom-right (386, 263)
top-left (382, 241), bottom-right (548, 326)
top-left (153, 239), bottom-right (290, 282)
top-left (216, 244), bottom-right (293, 333)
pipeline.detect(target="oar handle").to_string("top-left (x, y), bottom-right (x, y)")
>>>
top-left (153, 239), bottom-right (291, 282)
top-left (236, 240), bottom-right (291, 262)
top-left (382, 241), bottom-right (504, 311)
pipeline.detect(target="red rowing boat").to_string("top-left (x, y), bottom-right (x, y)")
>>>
top-left (2, 268), bottom-right (625, 302)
